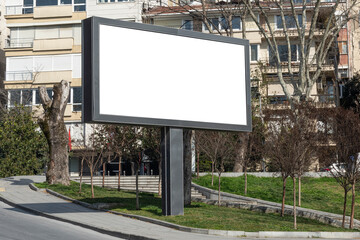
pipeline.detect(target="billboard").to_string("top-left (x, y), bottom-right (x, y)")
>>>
top-left (82, 17), bottom-right (251, 132)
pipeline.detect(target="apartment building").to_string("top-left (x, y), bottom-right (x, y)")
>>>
top-left (3, 0), bottom-right (152, 175)
top-left (0, 1), bottom-right (9, 88)
top-left (143, 1), bottom-right (357, 105)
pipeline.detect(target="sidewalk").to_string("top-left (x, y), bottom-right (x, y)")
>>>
top-left (0, 176), bottom-right (359, 239)
top-left (0, 176), bottom-right (236, 240)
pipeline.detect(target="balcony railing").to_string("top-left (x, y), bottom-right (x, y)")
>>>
top-left (6, 38), bottom-right (34, 48)
top-left (6, 71), bottom-right (33, 81)
top-left (312, 94), bottom-right (335, 104)
top-left (6, 5), bottom-right (33, 15)
top-left (5, 4), bottom-right (85, 16)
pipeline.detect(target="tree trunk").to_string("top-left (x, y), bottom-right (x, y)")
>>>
top-left (158, 160), bottom-right (161, 196)
top-left (233, 138), bottom-right (247, 172)
top-left (118, 155), bottom-right (122, 191)
top-left (79, 157), bottom-right (84, 193)
top-left (38, 80), bottom-right (71, 186)
top-left (350, 181), bottom-right (356, 229)
top-left (298, 176), bottom-right (301, 207)
top-left (102, 162), bottom-right (105, 188)
top-left (293, 176), bottom-right (297, 230)
top-left (136, 163), bottom-right (140, 210)
top-left (183, 129), bottom-right (192, 206)
top-left (90, 164), bottom-right (94, 199)
top-left (342, 188), bottom-right (348, 228)
top-left (244, 166), bottom-right (248, 195)
top-left (218, 172), bottom-right (222, 207)
top-left (136, 154), bottom-right (140, 210)
top-left (281, 177), bottom-right (287, 217)
top-left (197, 151), bottom-right (200, 179)
top-left (211, 161), bottom-right (214, 186)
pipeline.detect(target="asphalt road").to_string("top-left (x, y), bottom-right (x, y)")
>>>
top-left (0, 201), bottom-right (124, 240)
top-left (0, 198), bottom-right (350, 240)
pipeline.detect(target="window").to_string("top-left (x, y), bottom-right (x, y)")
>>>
top-left (182, 20), bottom-right (193, 31)
top-left (97, 0), bottom-right (130, 2)
top-left (204, 18), bottom-right (219, 31)
top-left (276, 15), bottom-right (303, 29)
top-left (339, 69), bottom-right (348, 78)
top-left (72, 87), bottom-right (82, 112)
top-left (8, 89), bottom-right (33, 107)
top-left (338, 15), bottom-right (347, 28)
top-left (61, 0), bottom-right (72, 4)
top-left (7, 54), bottom-right (81, 80)
top-left (8, 88), bottom-right (79, 109)
top-left (250, 44), bottom-right (258, 62)
top-left (36, 0), bottom-right (57, 6)
top-left (74, 0), bottom-right (86, 11)
top-left (268, 96), bottom-right (288, 104)
top-left (23, 0), bottom-right (34, 14)
top-left (339, 41), bottom-right (348, 54)
top-left (9, 90), bottom-right (21, 107)
top-left (24, 0), bottom-right (34, 6)
top-left (220, 16), bottom-right (241, 30)
top-left (35, 88), bottom-right (53, 105)
top-left (205, 17), bottom-right (241, 31)
top-left (232, 17), bottom-right (241, 30)
top-left (269, 45), bottom-right (298, 65)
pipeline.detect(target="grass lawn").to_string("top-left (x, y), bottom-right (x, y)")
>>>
top-left (193, 175), bottom-right (360, 220)
top-left (35, 181), bottom-right (358, 232)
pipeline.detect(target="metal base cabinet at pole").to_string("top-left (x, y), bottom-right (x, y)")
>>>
top-left (161, 127), bottom-right (184, 216)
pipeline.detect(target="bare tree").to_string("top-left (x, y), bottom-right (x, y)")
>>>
top-left (38, 80), bottom-right (70, 185)
top-left (183, 129), bottom-right (193, 205)
top-left (242, 0), bottom-right (359, 104)
top-left (232, 113), bottom-right (264, 195)
top-left (82, 124), bottom-right (109, 198)
top-left (106, 125), bottom-right (137, 191)
top-left (197, 130), bottom-right (233, 206)
top-left (139, 127), bottom-right (162, 195)
top-left (264, 102), bottom-right (317, 226)
top-left (317, 107), bottom-right (360, 228)
top-left (194, 130), bottom-right (201, 179)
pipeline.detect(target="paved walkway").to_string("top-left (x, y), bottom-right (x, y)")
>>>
top-left (0, 176), bottom-right (359, 239)
top-left (0, 176), bottom-right (238, 240)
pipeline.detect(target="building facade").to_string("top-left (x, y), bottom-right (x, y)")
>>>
top-left (143, 1), bottom-right (357, 105)
top-left (3, 0), bottom-right (153, 176)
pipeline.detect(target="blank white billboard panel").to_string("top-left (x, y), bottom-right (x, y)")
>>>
top-left (83, 17), bottom-right (251, 132)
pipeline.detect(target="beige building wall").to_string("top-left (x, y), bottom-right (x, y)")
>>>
top-left (4, 4), bottom-right (86, 122)
top-left (0, 1), bottom-right (9, 85)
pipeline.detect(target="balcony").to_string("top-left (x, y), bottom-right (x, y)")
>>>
top-left (5, 4), bottom-right (85, 16)
top-left (33, 38), bottom-right (73, 51)
top-left (6, 71), bottom-right (33, 81)
top-left (262, 29), bottom-right (326, 39)
top-left (5, 38), bottom-right (33, 49)
top-left (264, 62), bottom-right (334, 74)
top-left (5, 5), bottom-right (33, 15)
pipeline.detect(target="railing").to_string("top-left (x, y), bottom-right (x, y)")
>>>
top-left (6, 38), bottom-right (34, 48)
top-left (5, 4), bottom-right (85, 15)
top-left (6, 71), bottom-right (33, 81)
top-left (5, 5), bottom-right (23, 15)
top-left (312, 94), bottom-right (335, 104)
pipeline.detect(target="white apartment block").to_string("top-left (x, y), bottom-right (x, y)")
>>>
top-left (4, 0), bottom-right (155, 175)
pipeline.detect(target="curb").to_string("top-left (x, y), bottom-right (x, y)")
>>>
top-left (29, 183), bottom-right (360, 239)
top-left (1, 184), bottom-right (155, 240)
top-left (192, 182), bottom-right (360, 230)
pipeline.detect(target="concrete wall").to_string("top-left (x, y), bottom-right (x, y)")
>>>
top-left (87, 0), bottom-right (143, 22)
top-left (198, 172), bottom-right (332, 178)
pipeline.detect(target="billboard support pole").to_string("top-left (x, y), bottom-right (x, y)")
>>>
top-left (161, 127), bottom-right (184, 216)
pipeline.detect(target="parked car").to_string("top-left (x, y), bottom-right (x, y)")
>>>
top-left (320, 163), bottom-right (346, 173)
